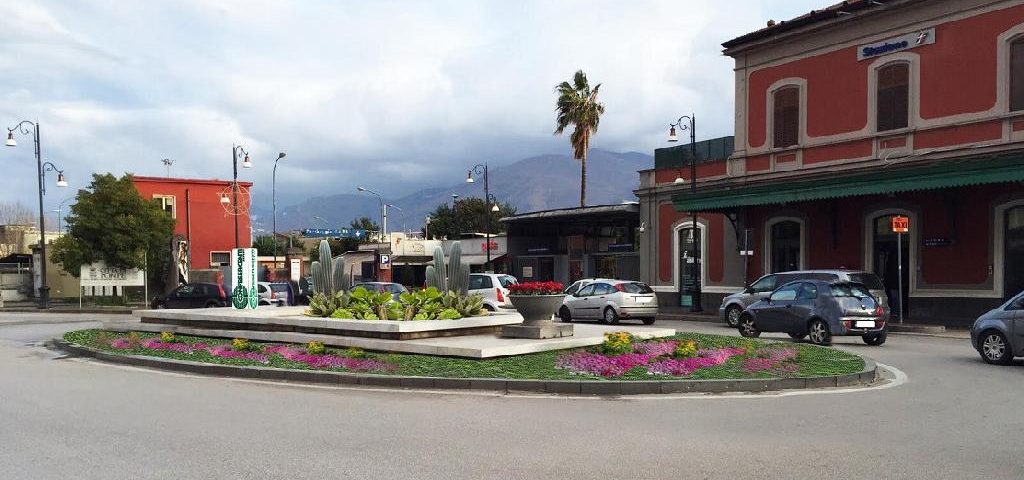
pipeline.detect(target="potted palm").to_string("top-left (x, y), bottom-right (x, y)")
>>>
top-left (503, 281), bottom-right (573, 339)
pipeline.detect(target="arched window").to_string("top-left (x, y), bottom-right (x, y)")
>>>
top-left (877, 63), bottom-right (909, 131)
top-left (1011, 37), bottom-right (1024, 111)
top-left (773, 86), bottom-right (800, 148)
top-left (769, 220), bottom-right (802, 272)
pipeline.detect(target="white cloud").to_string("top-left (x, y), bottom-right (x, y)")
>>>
top-left (0, 0), bottom-right (824, 213)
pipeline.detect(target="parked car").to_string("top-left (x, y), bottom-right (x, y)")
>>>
top-left (353, 282), bottom-right (409, 301)
top-left (468, 273), bottom-right (518, 311)
top-left (151, 282), bottom-right (228, 309)
top-left (720, 269), bottom-right (890, 327)
top-left (563, 278), bottom-right (612, 296)
top-left (970, 290), bottom-right (1024, 365)
top-left (257, 282), bottom-right (287, 307)
top-left (559, 279), bottom-right (658, 325)
top-left (737, 280), bottom-right (887, 346)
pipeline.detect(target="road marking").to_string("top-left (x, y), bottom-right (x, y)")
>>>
top-left (66, 355), bottom-right (908, 401)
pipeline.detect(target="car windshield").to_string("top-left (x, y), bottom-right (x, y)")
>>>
top-left (387, 284), bottom-right (406, 293)
top-left (848, 273), bottom-right (885, 290)
top-left (269, 284), bottom-right (290, 293)
top-left (497, 275), bottom-right (517, 288)
top-left (619, 282), bottom-right (653, 294)
top-left (830, 283), bottom-right (873, 298)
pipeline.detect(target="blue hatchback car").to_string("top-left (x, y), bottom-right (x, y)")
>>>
top-left (970, 291), bottom-right (1024, 365)
top-left (737, 280), bottom-right (888, 346)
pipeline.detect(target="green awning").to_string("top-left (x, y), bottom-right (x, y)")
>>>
top-left (672, 154), bottom-right (1024, 212)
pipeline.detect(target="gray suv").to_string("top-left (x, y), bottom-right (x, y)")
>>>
top-left (970, 291), bottom-right (1024, 365)
top-left (719, 270), bottom-right (890, 327)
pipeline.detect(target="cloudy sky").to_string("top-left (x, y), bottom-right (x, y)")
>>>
top-left (0, 0), bottom-right (822, 212)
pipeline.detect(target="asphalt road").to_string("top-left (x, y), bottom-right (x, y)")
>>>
top-left (0, 312), bottom-right (1021, 480)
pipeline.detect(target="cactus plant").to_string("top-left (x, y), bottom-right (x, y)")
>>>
top-left (311, 261), bottom-right (323, 294)
top-left (425, 265), bottom-right (439, 291)
top-left (310, 239), bottom-right (351, 295)
top-left (424, 244), bottom-right (470, 295)
top-left (332, 256), bottom-right (349, 292)
top-left (431, 246), bottom-right (447, 292)
top-left (448, 242), bottom-right (463, 294)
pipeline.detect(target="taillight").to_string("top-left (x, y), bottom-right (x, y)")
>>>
top-left (874, 305), bottom-right (884, 316)
top-left (496, 288), bottom-right (504, 302)
top-left (614, 284), bottom-right (625, 292)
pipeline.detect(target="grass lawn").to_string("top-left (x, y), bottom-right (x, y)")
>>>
top-left (64, 329), bottom-right (865, 381)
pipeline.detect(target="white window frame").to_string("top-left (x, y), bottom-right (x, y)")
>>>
top-left (993, 199), bottom-right (1024, 299)
top-left (764, 216), bottom-right (807, 274)
top-left (671, 219), bottom-right (708, 294)
top-left (862, 208), bottom-right (919, 297)
top-left (996, 23), bottom-right (1024, 113)
top-left (153, 194), bottom-right (176, 219)
top-left (766, 78), bottom-right (807, 150)
top-left (210, 251), bottom-right (230, 267)
top-left (866, 53), bottom-right (919, 134)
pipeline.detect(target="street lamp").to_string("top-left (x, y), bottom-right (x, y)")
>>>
top-left (231, 144), bottom-right (251, 248)
top-left (386, 204), bottom-right (407, 234)
top-left (271, 151), bottom-right (287, 269)
top-left (7, 119), bottom-right (68, 309)
top-left (54, 196), bottom-right (74, 234)
top-left (466, 163), bottom-right (497, 271)
top-left (356, 186), bottom-right (387, 242)
top-left (425, 215), bottom-right (431, 240)
top-left (667, 114), bottom-right (702, 313)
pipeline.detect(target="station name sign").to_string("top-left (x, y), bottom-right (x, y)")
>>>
top-left (857, 28), bottom-right (935, 61)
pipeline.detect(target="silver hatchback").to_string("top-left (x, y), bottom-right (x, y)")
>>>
top-left (559, 279), bottom-right (658, 325)
top-left (970, 291), bottom-right (1024, 365)
top-left (720, 270), bottom-right (890, 327)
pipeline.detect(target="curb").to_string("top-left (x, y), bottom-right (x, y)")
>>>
top-left (887, 323), bottom-right (947, 334)
top-left (1, 307), bottom-right (133, 314)
top-left (51, 339), bottom-right (879, 396)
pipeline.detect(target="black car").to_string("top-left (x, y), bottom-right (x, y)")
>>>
top-left (152, 283), bottom-right (229, 309)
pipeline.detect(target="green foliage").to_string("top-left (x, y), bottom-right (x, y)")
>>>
top-left (674, 340), bottom-right (698, 358)
top-left (424, 197), bottom-right (516, 240)
top-left (305, 285), bottom-right (483, 321)
top-left (160, 331), bottom-right (177, 343)
top-left (252, 234), bottom-right (300, 256)
top-left (424, 245), bottom-right (469, 295)
top-left (232, 338), bottom-right (260, 352)
top-left (554, 70), bottom-right (605, 207)
top-left (51, 173), bottom-right (175, 280)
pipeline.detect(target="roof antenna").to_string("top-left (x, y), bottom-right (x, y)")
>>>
top-left (161, 158), bottom-right (175, 177)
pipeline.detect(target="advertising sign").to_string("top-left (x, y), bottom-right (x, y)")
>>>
top-left (230, 248), bottom-right (258, 309)
top-left (80, 261), bottom-right (146, 288)
top-left (857, 28), bottom-right (935, 61)
top-left (290, 258), bottom-right (301, 283)
top-left (301, 228), bottom-right (368, 239)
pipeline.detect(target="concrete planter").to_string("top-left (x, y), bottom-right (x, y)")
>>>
top-left (508, 294), bottom-right (565, 324)
top-left (504, 294), bottom-right (573, 339)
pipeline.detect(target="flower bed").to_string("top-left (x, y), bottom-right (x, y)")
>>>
top-left (65, 330), bottom-right (863, 381)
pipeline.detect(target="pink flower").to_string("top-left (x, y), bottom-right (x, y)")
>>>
top-left (264, 345), bottom-right (394, 372)
top-left (742, 348), bottom-right (799, 373)
top-left (110, 338), bottom-right (132, 349)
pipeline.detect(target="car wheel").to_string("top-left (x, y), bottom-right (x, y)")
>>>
top-left (807, 319), bottom-right (832, 346)
top-left (559, 306), bottom-right (572, 323)
top-left (483, 304), bottom-right (496, 312)
top-left (641, 317), bottom-right (656, 325)
top-left (602, 307), bottom-right (619, 325)
top-left (725, 305), bottom-right (743, 328)
top-left (738, 314), bottom-right (760, 338)
top-left (154, 301), bottom-right (167, 309)
top-left (788, 332), bottom-right (806, 340)
top-left (862, 331), bottom-right (887, 346)
top-left (979, 330), bottom-right (1013, 365)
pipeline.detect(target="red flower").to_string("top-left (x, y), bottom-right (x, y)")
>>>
top-left (508, 281), bottom-right (565, 295)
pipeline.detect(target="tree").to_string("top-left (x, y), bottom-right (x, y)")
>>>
top-left (51, 174), bottom-right (175, 282)
top-left (252, 234), bottom-right (301, 256)
top-left (425, 198), bottom-right (516, 240)
top-left (0, 201), bottom-right (35, 226)
top-left (554, 70), bottom-right (605, 207)
top-left (350, 216), bottom-right (380, 233)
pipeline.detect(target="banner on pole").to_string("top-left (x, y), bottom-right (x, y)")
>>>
top-left (230, 248), bottom-right (258, 309)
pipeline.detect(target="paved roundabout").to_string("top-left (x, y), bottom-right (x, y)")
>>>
top-left (1, 312), bottom-right (1021, 480)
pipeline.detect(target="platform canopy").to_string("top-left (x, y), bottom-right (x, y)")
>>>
top-left (672, 154), bottom-right (1024, 212)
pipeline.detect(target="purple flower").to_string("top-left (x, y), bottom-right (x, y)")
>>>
top-left (647, 347), bottom-right (746, 376)
top-left (633, 341), bottom-right (678, 357)
top-left (110, 338), bottom-right (132, 349)
top-left (742, 348), bottom-right (799, 373)
top-left (207, 345), bottom-right (269, 363)
top-left (264, 345), bottom-right (394, 372)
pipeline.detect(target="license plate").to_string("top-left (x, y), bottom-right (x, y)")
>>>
top-left (634, 297), bottom-right (653, 303)
top-left (855, 321), bottom-right (875, 328)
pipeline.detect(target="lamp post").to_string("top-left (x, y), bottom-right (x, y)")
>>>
top-left (466, 164), bottom-right (499, 271)
top-left (54, 196), bottom-right (74, 234)
top-left (356, 186), bottom-right (387, 242)
top-left (231, 144), bottom-right (252, 248)
top-left (271, 152), bottom-right (287, 269)
top-left (7, 120), bottom-right (68, 309)
top-left (667, 114), bottom-right (702, 313)
top-left (386, 204), bottom-right (407, 234)
top-left (425, 216), bottom-right (431, 240)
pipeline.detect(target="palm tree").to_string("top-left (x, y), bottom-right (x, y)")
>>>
top-left (554, 70), bottom-right (605, 207)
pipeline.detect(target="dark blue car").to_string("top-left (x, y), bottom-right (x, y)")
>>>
top-left (737, 280), bottom-right (888, 346)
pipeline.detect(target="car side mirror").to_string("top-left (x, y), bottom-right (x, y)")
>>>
top-left (761, 295), bottom-right (771, 302)
top-left (743, 286), bottom-right (754, 294)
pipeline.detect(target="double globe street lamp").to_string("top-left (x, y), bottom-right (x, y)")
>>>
top-left (7, 120), bottom-right (68, 309)
top-left (465, 163), bottom-right (500, 271)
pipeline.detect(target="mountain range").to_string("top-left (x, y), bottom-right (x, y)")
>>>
top-left (254, 149), bottom-right (653, 233)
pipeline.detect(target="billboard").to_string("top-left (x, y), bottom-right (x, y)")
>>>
top-left (230, 248), bottom-right (258, 309)
top-left (80, 261), bottom-right (146, 288)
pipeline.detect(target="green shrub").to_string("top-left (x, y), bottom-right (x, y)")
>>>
top-left (600, 331), bottom-right (633, 355)
top-left (306, 341), bottom-right (326, 355)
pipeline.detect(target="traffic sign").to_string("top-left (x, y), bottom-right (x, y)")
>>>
top-left (891, 215), bottom-right (909, 233)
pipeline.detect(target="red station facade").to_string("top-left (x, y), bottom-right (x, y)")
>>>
top-left (133, 176), bottom-right (253, 271)
top-left (637, 0), bottom-right (1024, 326)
